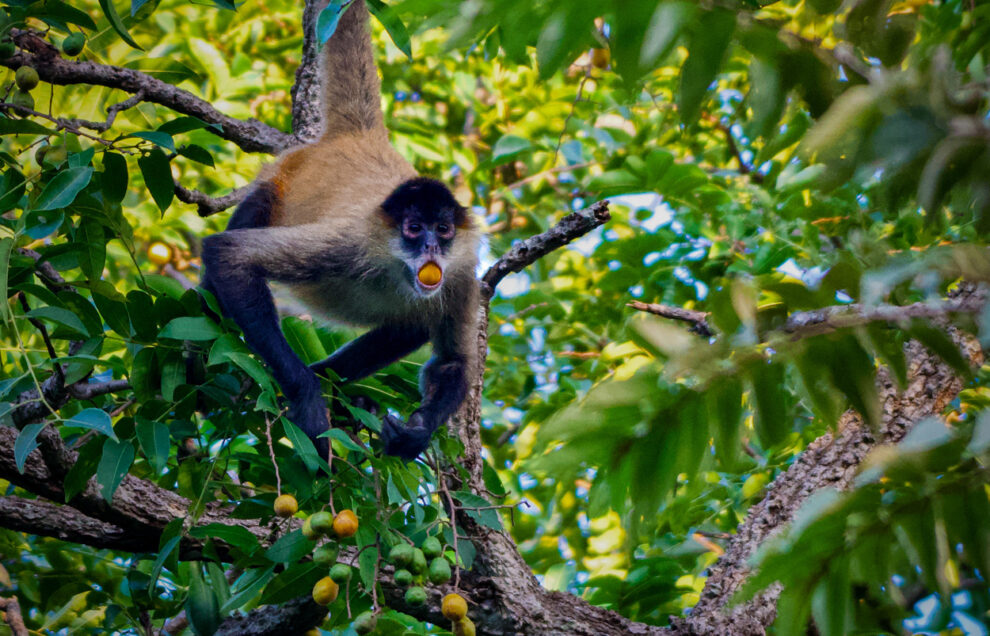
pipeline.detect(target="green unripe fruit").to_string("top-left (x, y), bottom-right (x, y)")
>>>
top-left (353, 611), bottom-right (377, 634)
top-left (329, 563), bottom-right (351, 583)
top-left (409, 548), bottom-right (427, 574)
top-left (404, 586), bottom-right (427, 606)
top-left (309, 511), bottom-right (333, 534)
top-left (0, 42), bottom-right (15, 59)
top-left (62, 33), bottom-right (85, 56)
top-left (10, 89), bottom-right (33, 112)
top-left (421, 536), bottom-right (442, 559)
top-left (394, 568), bottom-right (413, 586)
top-left (313, 544), bottom-right (339, 566)
top-left (428, 557), bottom-right (451, 584)
top-left (14, 66), bottom-right (38, 91)
top-left (44, 145), bottom-right (67, 166)
top-left (388, 543), bottom-right (414, 567)
top-left (302, 517), bottom-right (317, 540)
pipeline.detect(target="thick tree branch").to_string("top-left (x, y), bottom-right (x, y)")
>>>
top-left (1, 44), bottom-right (293, 154)
top-left (0, 495), bottom-right (156, 552)
top-left (291, 0), bottom-right (328, 141)
top-left (782, 296), bottom-right (986, 336)
top-left (671, 288), bottom-right (986, 635)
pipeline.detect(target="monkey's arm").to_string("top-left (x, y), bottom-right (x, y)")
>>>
top-left (381, 310), bottom-right (473, 460)
top-left (201, 223), bottom-right (342, 456)
top-left (310, 324), bottom-right (429, 381)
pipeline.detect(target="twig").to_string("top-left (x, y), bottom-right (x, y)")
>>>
top-left (64, 91), bottom-right (145, 133)
top-left (265, 416), bottom-right (282, 495)
top-left (701, 113), bottom-right (764, 184)
top-left (0, 102), bottom-right (116, 147)
top-left (174, 183), bottom-right (251, 217)
top-left (783, 296), bottom-right (987, 337)
top-left (627, 301), bottom-right (714, 337)
top-left (0, 43), bottom-right (293, 154)
top-left (481, 200), bottom-right (611, 296)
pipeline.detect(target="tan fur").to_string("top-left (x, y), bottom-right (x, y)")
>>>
top-left (234, 0), bottom-right (480, 332)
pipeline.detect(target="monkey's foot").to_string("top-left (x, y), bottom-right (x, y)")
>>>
top-left (381, 413), bottom-right (432, 460)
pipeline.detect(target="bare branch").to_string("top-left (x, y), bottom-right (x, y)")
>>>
top-left (0, 45), bottom-right (293, 154)
top-left (481, 200), bottom-right (611, 296)
top-left (628, 301), bottom-right (714, 337)
top-left (0, 495), bottom-right (155, 552)
top-left (0, 596), bottom-right (29, 636)
top-left (174, 183), bottom-right (250, 217)
top-left (783, 296), bottom-right (987, 337)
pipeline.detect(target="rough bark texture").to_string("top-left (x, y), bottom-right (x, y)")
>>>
top-left (0, 44), bottom-right (292, 154)
top-left (291, 0), bottom-right (328, 142)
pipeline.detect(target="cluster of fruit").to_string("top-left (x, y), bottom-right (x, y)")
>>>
top-left (0, 16), bottom-right (85, 113)
top-left (388, 538), bottom-right (474, 634)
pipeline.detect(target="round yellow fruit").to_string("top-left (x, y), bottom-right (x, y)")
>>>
top-left (453, 617), bottom-right (476, 636)
top-left (418, 262), bottom-right (442, 286)
top-left (311, 576), bottom-right (339, 605)
top-left (333, 509), bottom-right (359, 538)
top-left (441, 593), bottom-right (467, 620)
top-left (273, 494), bottom-right (298, 518)
top-left (148, 241), bottom-right (172, 266)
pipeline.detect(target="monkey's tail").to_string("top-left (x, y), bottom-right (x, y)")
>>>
top-left (319, 0), bottom-right (385, 139)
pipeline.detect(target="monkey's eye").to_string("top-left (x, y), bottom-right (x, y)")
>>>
top-left (437, 224), bottom-right (453, 238)
top-left (404, 222), bottom-right (423, 237)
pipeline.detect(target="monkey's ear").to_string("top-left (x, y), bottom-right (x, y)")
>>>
top-left (454, 205), bottom-right (470, 229)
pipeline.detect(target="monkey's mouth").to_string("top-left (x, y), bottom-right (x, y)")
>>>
top-left (415, 262), bottom-right (443, 292)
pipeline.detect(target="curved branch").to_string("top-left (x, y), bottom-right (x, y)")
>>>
top-left (1, 47), bottom-right (294, 154)
top-left (174, 183), bottom-right (251, 217)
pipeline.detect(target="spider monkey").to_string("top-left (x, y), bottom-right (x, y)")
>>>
top-left (201, 0), bottom-right (480, 460)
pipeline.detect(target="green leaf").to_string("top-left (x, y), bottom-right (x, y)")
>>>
top-left (96, 438), bottom-right (135, 502)
top-left (14, 423), bottom-right (45, 473)
top-left (282, 420), bottom-right (326, 474)
top-left (42, 0), bottom-right (98, 29)
top-left (130, 131), bottom-right (175, 151)
top-left (366, 0), bottom-right (411, 57)
top-left (260, 561), bottom-right (322, 605)
top-left (265, 529), bottom-right (311, 564)
top-left (0, 119), bottom-right (54, 136)
top-left (65, 408), bottom-right (117, 440)
top-left (159, 316), bottom-right (222, 341)
top-left (177, 144), bottom-right (214, 167)
top-left (221, 567), bottom-right (275, 614)
top-left (147, 534), bottom-right (180, 598)
top-left (124, 59), bottom-right (201, 84)
top-left (491, 134), bottom-right (532, 165)
top-left (186, 565), bottom-right (221, 636)
top-left (324, 423), bottom-right (371, 453)
top-left (639, 1), bottom-right (695, 70)
top-left (92, 281), bottom-right (131, 337)
top-left (98, 0), bottom-right (143, 50)
top-left (708, 377), bottom-right (744, 469)
top-left (678, 9), bottom-right (736, 123)
top-left (131, 0), bottom-right (153, 16)
top-left (453, 491), bottom-right (503, 531)
top-left (26, 306), bottom-right (90, 337)
top-left (189, 523), bottom-right (260, 553)
top-left (160, 350), bottom-right (185, 401)
top-left (316, 0), bottom-right (348, 46)
top-left (0, 168), bottom-right (27, 213)
top-left (32, 167), bottom-right (93, 211)
top-left (101, 152), bottom-right (128, 204)
top-left (0, 237), bottom-right (12, 322)
top-left (77, 219), bottom-right (105, 281)
top-left (63, 436), bottom-right (103, 501)
top-left (749, 361), bottom-right (790, 447)
top-left (136, 417), bottom-right (169, 473)
top-left (909, 321), bottom-right (973, 381)
top-left (138, 148), bottom-right (173, 213)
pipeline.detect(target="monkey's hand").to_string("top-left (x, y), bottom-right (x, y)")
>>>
top-left (286, 387), bottom-right (331, 459)
top-left (381, 412), bottom-right (433, 460)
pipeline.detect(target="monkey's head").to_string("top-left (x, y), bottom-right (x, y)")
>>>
top-left (383, 177), bottom-right (467, 297)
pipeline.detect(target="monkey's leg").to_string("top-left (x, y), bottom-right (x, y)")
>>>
top-left (310, 324), bottom-right (429, 381)
top-left (202, 223), bottom-right (342, 457)
top-left (380, 313), bottom-right (470, 460)
top-left (200, 185), bottom-right (277, 302)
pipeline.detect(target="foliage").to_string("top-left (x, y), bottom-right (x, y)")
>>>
top-left (0, 0), bottom-right (988, 633)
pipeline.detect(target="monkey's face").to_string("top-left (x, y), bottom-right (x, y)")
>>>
top-left (382, 178), bottom-right (467, 297)
top-left (398, 212), bottom-right (457, 297)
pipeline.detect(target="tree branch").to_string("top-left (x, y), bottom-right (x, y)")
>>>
top-left (782, 296), bottom-right (986, 337)
top-left (291, 0), bottom-right (329, 142)
top-left (0, 596), bottom-right (29, 636)
top-left (1, 43), bottom-right (293, 154)
top-left (0, 495), bottom-right (156, 552)
top-left (174, 183), bottom-right (250, 217)
top-left (627, 301), bottom-right (713, 337)
top-left (480, 200), bottom-right (611, 297)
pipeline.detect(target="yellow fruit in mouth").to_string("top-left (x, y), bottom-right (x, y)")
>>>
top-left (418, 262), bottom-right (442, 286)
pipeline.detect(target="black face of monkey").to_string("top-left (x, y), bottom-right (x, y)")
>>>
top-left (383, 177), bottom-right (465, 295)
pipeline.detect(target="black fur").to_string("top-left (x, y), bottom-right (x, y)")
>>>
top-left (381, 177), bottom-right (465, 227)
